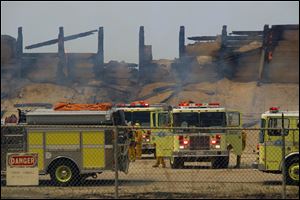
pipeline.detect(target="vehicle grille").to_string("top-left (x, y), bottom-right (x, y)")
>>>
top-left (189, 136), bottom-right (210, 150)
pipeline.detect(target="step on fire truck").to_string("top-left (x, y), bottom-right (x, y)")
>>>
top-left (152, 101), bottom-right (245, 169)
top-left (1, 104), bottom-right (131, 186)
top-left (254, 107), bottom-right (299, 185)
top-left (115, 101), bottom-right (168, 156)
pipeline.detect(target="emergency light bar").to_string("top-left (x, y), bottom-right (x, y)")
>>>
top-left (208, 102), bottom-right (220, 107)
top-left (269, 107), bottom-right (279, 113)
top-left (116, 103), bottom-right (149, 108)
top-left (116, 101), bottom-right (167, 108)
top-left (178, 102), bottom-right (220, 108)
top-left (130, 101), bottom-right (149, 107)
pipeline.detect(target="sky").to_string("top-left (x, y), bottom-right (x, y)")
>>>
top-left (1, 1), bottom-right (299, 63)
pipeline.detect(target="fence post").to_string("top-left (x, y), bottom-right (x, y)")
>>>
top-left (281, 113), bottom-right (286, 199)
top-left (114, 126), bottom-right (119, 199)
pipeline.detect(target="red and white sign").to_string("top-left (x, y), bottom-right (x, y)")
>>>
top-left (7, 153), bottom-right (39, 186)
top-left (8, 154), bottom-right (38, 167)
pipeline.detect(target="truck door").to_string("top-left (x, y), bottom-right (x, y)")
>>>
top-left (258, 118), bottom-right (267, 169)
top-left (151, 112), bottom-right (157, 128)
top-left (226, 111), bottom-right (243, 156)
top-left (265, 117), bottom-right (289, 171)
top-left (151, 112), bottom-right (173, 158)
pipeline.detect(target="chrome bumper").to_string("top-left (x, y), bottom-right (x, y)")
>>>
top-left (173, 150), bottom-right (228, 157)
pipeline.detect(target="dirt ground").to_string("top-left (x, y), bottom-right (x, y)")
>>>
top-left (1, 133), bottom-right (299, 200)
top-left (1, 160), bottom-right (299, 199)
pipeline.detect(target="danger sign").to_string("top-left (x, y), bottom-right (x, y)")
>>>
top-left (8, 154), bottom-right (38, 167)
top-left (7, 153), bottom-right (39, 186)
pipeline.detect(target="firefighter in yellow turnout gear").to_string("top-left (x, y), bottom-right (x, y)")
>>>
top-left (128, 122), bottom-right (136, 162)
top-left (152, 131), bottom-right (171, 168)
top-left (134, 123), bottom-right (143, 159)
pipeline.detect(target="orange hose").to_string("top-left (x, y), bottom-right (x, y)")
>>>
top-left (54, 102), bottom-right (112, 111)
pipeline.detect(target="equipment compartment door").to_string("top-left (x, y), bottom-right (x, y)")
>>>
top-left (28, 132), bottom-right (44, 171)
top-left (82, 131), bottom-right (105, 169)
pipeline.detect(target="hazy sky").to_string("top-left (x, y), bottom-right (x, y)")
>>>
top-left (1, 1), bottom-right (299, 63)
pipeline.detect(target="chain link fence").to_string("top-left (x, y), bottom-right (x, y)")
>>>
top-left (1, 125), bottom-right (299, 199)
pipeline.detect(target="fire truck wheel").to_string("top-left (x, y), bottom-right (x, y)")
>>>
top-left (212, 156), bottom-right (229, 169)
top-left (49, 159), bottom-right (80, 186)
top-left (170, 157), bottom-right (184, 169)
top-left (285, 156), bottom-right (299, 185)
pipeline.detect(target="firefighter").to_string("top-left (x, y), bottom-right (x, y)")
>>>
top-left (152, 133), bottom-right (167, 168)
top-left (235, 130), bottom-right (247, 168)
top-left (134, 123), bottom-right (143, 159)
top-left (128, 123), bottom-right (136, 162)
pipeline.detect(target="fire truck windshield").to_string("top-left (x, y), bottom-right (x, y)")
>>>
top-left (199, 112), bottom-right (226, 127)
top-left (173, 113), bottom-right (200, 127)
top-left (124, 111), bottom-right (150, 126)
top-left (173, 112), bottom-right (227, 127)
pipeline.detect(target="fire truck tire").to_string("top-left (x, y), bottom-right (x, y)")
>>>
top-left (285, 156), bottom-right (299, 185)
top-left (49, 159), bottom-right (80, 186)
top-left (212, 156), bottom-right (229, 169)
top-left (170, 157), bottom-right (184, 169)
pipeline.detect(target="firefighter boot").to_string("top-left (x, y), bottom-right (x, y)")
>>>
top-left (161, 157), bottom-right (166, 168)
top-left (128, 146), bottom-right (136, 162)
top-left (136, 143), bottom-right (142, 159)
top-left (235, 155), bottom-right (241, 168)
top-left (152, 157), bottom-right (160, 167)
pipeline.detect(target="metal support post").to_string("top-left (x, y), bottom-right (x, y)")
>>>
top-left (114, 126), bottom-right (119, 199)
top-left (281, 113), bottom-right (286, 199)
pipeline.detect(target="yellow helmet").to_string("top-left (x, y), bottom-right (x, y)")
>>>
top-left (134, 122), bottom-right (140, 127)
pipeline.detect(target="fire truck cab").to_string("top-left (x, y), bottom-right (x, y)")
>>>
top-left (115, 101), bottom-right (167, 156)
top-left (153, 102), bottom-right (243, 169)
top-left (255, 107), bottom-right (299, 185)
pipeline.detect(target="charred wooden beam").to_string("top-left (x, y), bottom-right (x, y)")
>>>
top-left (97, 27), bottom-right (104, 65)
top-left (221, 25), bottom-right (227, 48)
top-left (179, 26), bottom-right (185, 58)
top-left (94, 27), bottom-right (104, 78)
top-left (227, 35), bottom-right (263, 40)
top-left (139, 26), bottom-right (145, 69)
top-left (271, 24), bottom-right (299, 30)
top-left (144, 45), bottom-right (152, 63)
top-left (25, 29), bottom-right (97, 49)
top-left (230, 31), bottom-right (263, 36)
top-left (187, 36), bottom-right (217, 41)
top-left (58, 27), bottom-right (65, 56)
top-left (16, 27), bottom-right (23, 78)
top-left (258, 24), bottom-right (270, 84)
top-left (56, 27), bottom-right (66, 84)
top-left (16, 27), bottom-right (23, 57)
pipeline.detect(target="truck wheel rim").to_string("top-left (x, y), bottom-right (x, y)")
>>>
top-left (56, 166), bottom-right (72, 183)
top-left (289, 163), bottom-right (299, 181)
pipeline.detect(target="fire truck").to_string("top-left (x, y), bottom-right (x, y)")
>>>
top-left (1, 107), bottom-right (131, 186)
top-left (152, 102), bottom-right (244, 169)
top-left (115, 101), bottom-right (167, 156)
top-left (254, 107), bottom-right (299, 185)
